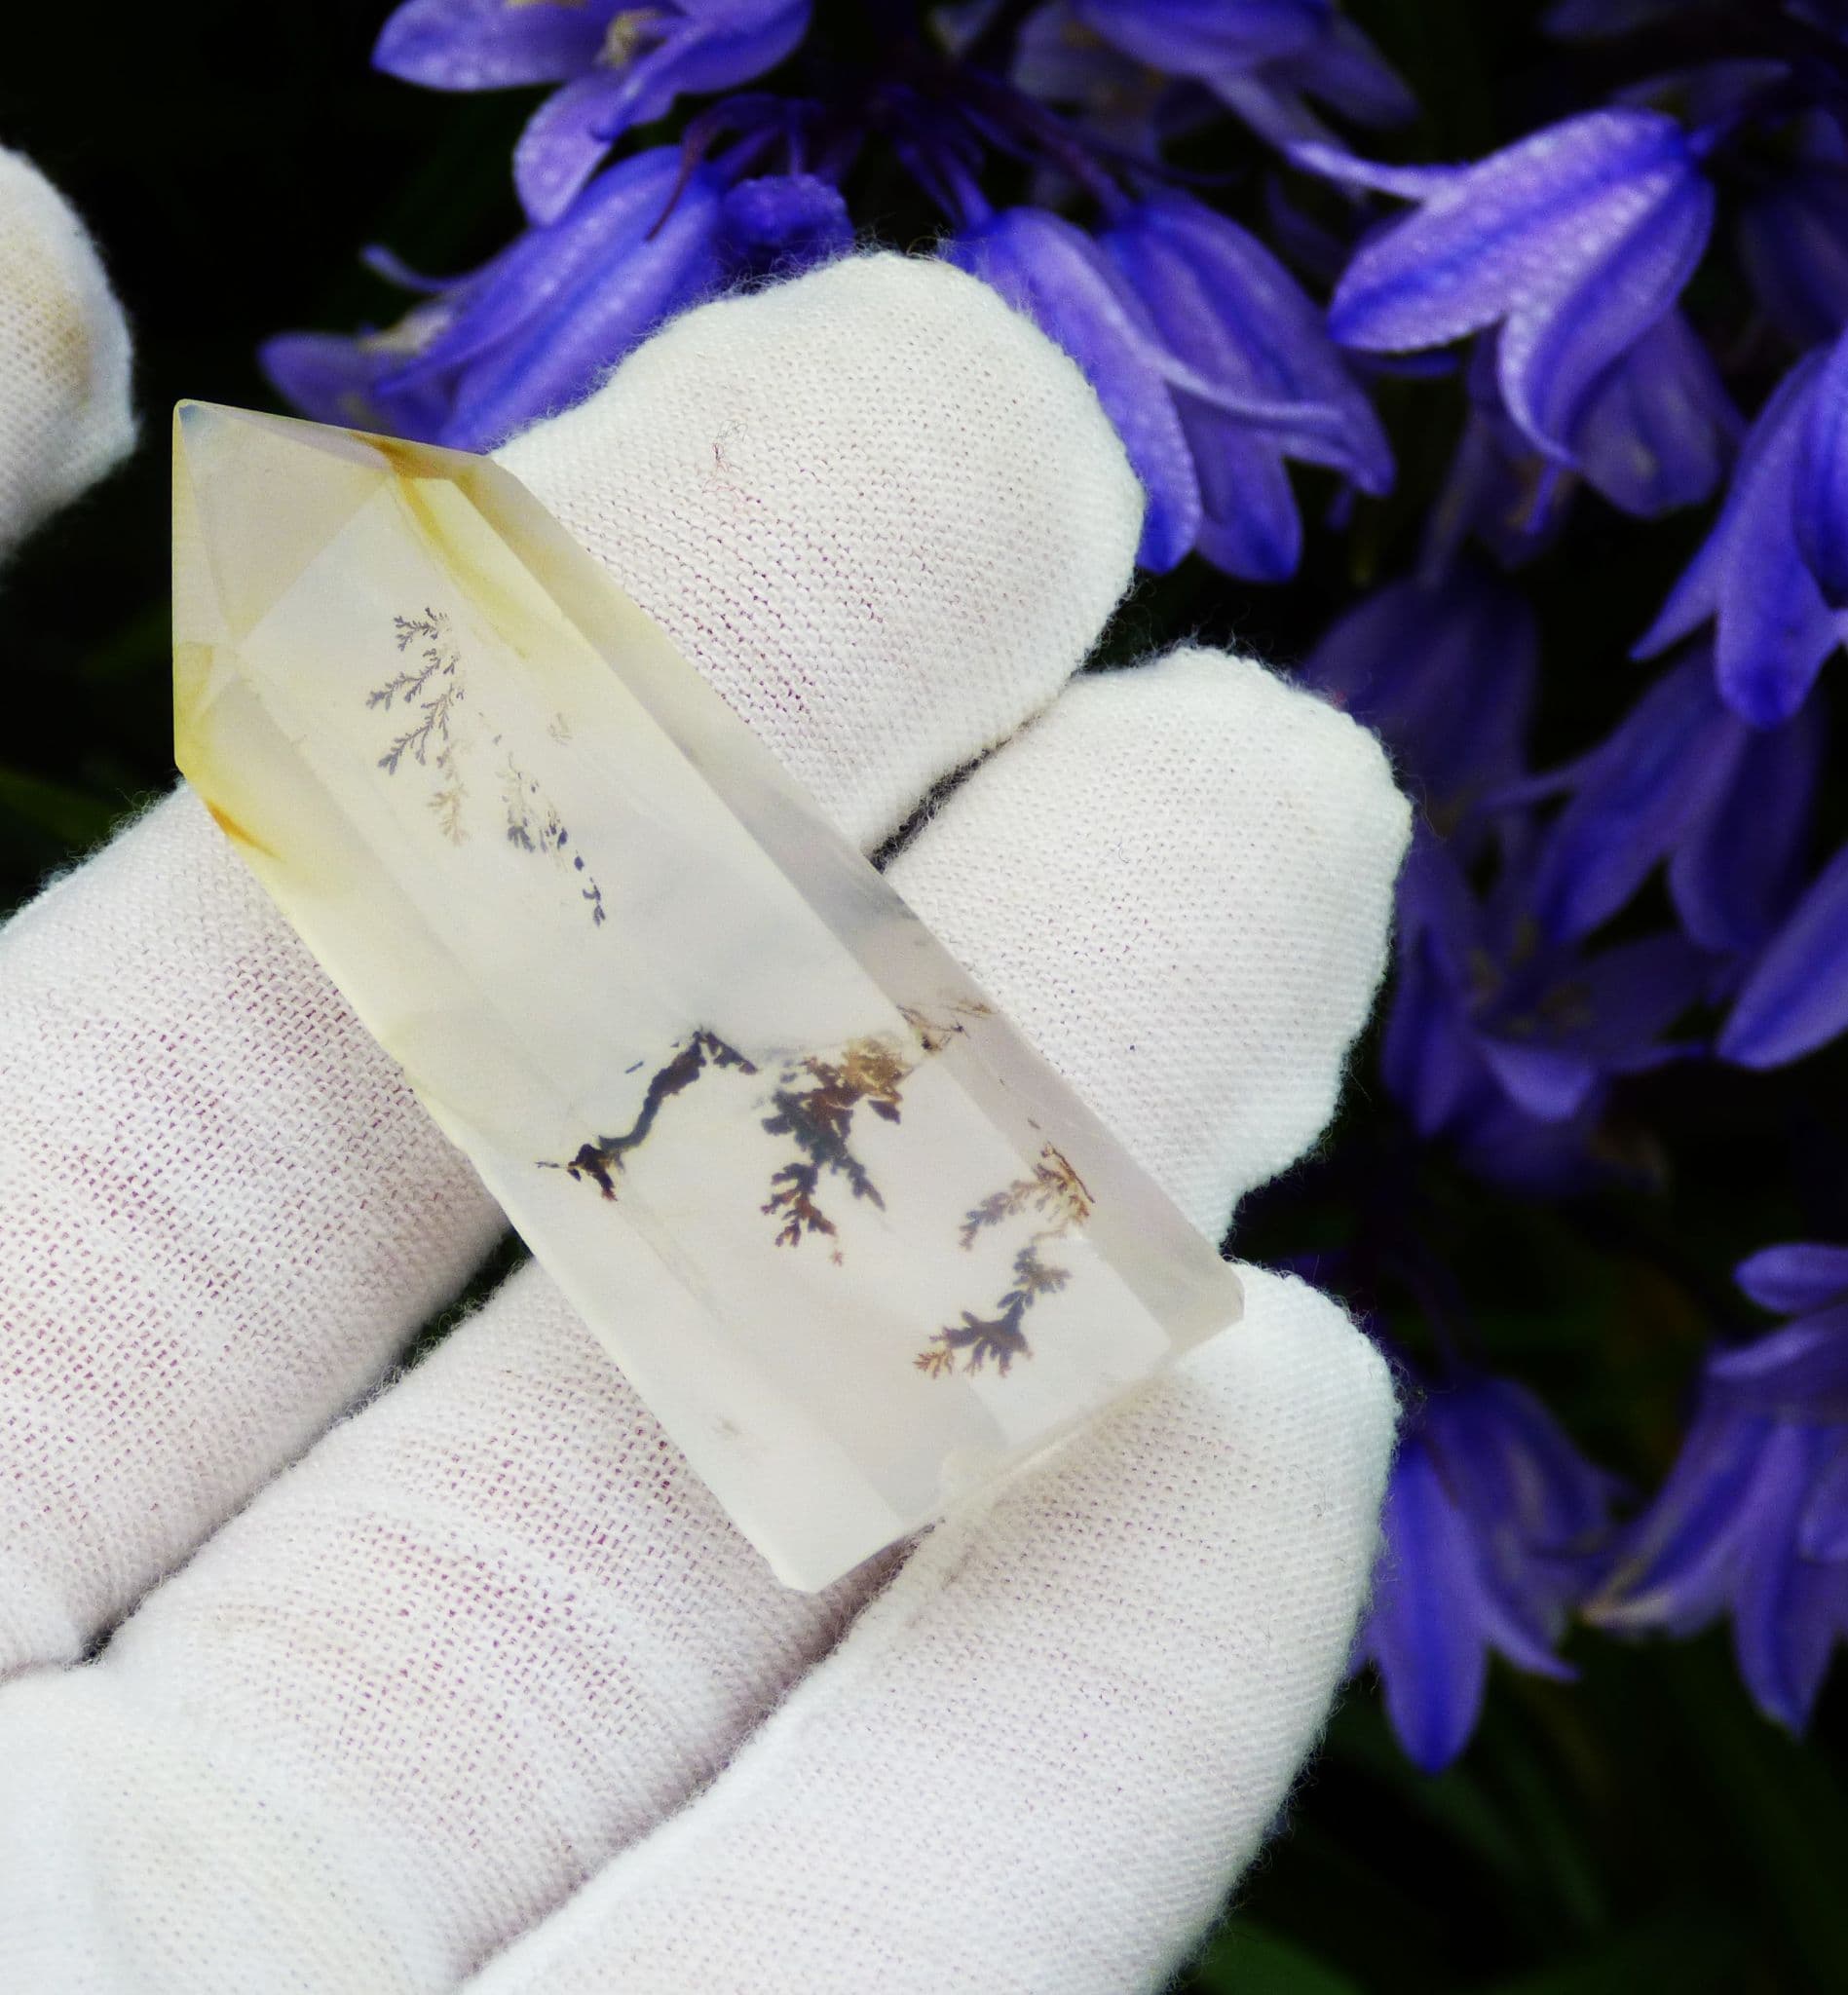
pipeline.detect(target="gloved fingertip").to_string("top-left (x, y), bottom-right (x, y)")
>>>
top-left (0, 147), bottom-right (136, 556)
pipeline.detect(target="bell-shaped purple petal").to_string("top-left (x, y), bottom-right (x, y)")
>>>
top-left (261, 302), bottom-right (461, 441)
top-left (1481, 931), bottom-right (1711, 1110)
top-left (1429, 1376), bottom-right (1622, 1619)
top-left (1382, 835), bottom-right (1496, 1137)
top-left (1260, 16), bottom-right (1416, 130)
top-left (1720, 839), bottom-right (1848, 1068)
top-left (375, 0), bottom-right (617, 89)
top-left (1363, 1437), bottom-right (1501, 1773)
top-left (1211, 15), bottom-right (1415, 153)
top-left (1670, 695), bottom-right (1823, 955)
top-left (1497, 155), bottom-right (1713, 462)
top-left (718, 171), bottom-right (852, 281)
top-left (1183, 406), bottom-right (1301, 580)
top-left (261, 331), bottom-right (400, 432)
top-left (1561, 931), bottom-right (1714, 1073)
top-left (1594, 1404), bottom-right (1773, 1637)
top-left (1599, 1298), bottom-right (1848, 1732)
top-left (1475, 1036), bottom-right (1599, 1122)
top-left (1299, 564), bottom-right (1538, 815)
top-left (1382, 932), bottom-right (1490, 1141)
top-left (1074, 0), bottom-right (1331, 79)
top-left (1359, 1383), bottom-right (1594, 1772)
top-left (378, 150), bottom-right (727, 449)
top-left (1707, 1306), bottom-right (1848, 1411)
top-left (383, 148), bottom-right (698, 395)
top-left (1527, 656), bottom-right (1748, 943)
top-left (1394, 826), bottom-right (1485, 985)
top-left (1327, 113), bottom-right (1707, 417)
top-left (1571, 308), bottom-right (1737, 517)
top-left (1384, 817), bottom-right (1712, 1180)
top-left (946, 207), bottom-right (1201, 569)
top-left (1104, 189), bottom-right (1392, 493)
top-left (1731, 1423), bottom-right (1845, 1729)
top-left (1796, 324), bottom-right (1848, 608)
top-left (511, 1), bottom-right (811, 223)
top-left (1637, 353), bottom-right (1848, 727)
top-left (1738, 1243), bottom-right (1848, 1316)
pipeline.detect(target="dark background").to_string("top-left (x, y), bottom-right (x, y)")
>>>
top-left (4, 4), bottom-right (1847, 1989)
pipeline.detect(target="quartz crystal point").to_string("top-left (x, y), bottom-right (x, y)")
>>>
top-left (171, 402), bottom-right (1243, 1589)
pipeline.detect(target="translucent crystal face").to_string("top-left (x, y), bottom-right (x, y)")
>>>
top-left (172, 402), bottom-right (1242, 1589)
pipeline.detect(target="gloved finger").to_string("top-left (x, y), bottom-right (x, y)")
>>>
top-left (0, 651), bottom-right (1408, 1992)
top-left (0, 147), bottom-right (133, 557)
top-left (498, 255), bottom-right (1144, 853)
top-left (465, 1270), bottom-right (1393, 1995)
top-left (0, 253), bottom-right (1142, 1675)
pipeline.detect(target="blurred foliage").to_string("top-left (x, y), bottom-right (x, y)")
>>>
top-left (2, 0), bottom-right (1844, 1987)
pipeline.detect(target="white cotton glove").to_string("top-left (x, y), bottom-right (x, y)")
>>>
top-left (0, 148), bottom-right (132, 556)
top-left (0, 155), bottom-right (1409, 1995)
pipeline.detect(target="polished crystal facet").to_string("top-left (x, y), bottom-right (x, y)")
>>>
top-left (172, 402), bottom-right (1243, 1589)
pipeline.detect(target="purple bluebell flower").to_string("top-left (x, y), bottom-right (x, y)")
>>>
top-left (1099, 189), bottom-right (1391, 578)
top-left (266, 147), bottom-right (725, 452)
top-left (717, 170), bottom-right (852, 280)
top-left (1670, 694), bottom-right (1825, 958)
top-left (1718, 840), bottom-right (1848, 1069)
top-left (990, 2), bottom-right (1188, 165)
top-left (1309, 110), bottom-right (1716, 471)
top-left (1513, 639), bottom-right (1825, 963)
top-left (1298, 564), bottom-right (1536, 823)
top-left (261, 298), bottom-right (460, 440)
top-left (1571, 308), bottom-right (1738, 517)
top-left (1358, 1374), bottom-right (1617, 1771)
top-left (374, 0), bottom-right (810, 223)
top-left (944, 199), bottom-right (1376, 572)
top-left (1524, 656), bottom-right (1752, 946)
top-left (1592, 1248), bottom-right (1848, 1730)
top-left (1636, 349), bottom-right (1848, 726)
top-left (1424, 313), bottom-right (1734, 576)
top-left (1008, 2), bottom-right (1411, 160)
top-left (1384, 830), bottom-right (1711, 1186)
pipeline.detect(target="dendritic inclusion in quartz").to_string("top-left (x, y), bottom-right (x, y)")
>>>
top-left (172, 402), bottom-right (1244, 1590)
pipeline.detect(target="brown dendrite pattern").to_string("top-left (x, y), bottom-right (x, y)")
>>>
top-left (370, 609), bottom-right (605, 924)
top-left (547, 1029), bottom-right (760, 1197)
top-left (547, 1003), bottom-right (981, 1244)
top-left (545, 1000), bottom-right (1090, 1377)
top-left (753, 1003), bottom-right (989, 1261)
top-left (914, 1145), bottom-right (1092, 1378)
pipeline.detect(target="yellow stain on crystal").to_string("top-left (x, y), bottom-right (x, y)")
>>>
top-left (202, 797), bottom-right (274, 857)
top-left (172, 402), bottom-right (561, 872)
